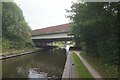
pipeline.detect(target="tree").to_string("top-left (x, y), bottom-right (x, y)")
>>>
top-left (67, 2), bottom-right (119, 65)
top-left (2, 2), bottom-right (34, 49)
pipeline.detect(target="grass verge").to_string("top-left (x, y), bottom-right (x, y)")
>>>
top-left (72, 52), bottom-right (93, 78)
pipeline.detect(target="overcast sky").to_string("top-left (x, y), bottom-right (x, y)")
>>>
top-left (14, 0), bottom-right (76, 30)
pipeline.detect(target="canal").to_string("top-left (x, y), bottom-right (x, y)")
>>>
top-left (2, 48), bottom-right (66, 78)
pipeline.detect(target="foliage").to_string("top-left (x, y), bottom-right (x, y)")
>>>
top-left (52, 41), bottom-right (65, 47)
top-left (72, 52), bottom-right (93, 78)
top-left (2, 2), bottom-right (34, 49)
top-left (80, 51), bottom-right (118, 78)
top-left (67, 2), bottom-right (119, 65)
top-left (0, 2), bottom-right (2, 51)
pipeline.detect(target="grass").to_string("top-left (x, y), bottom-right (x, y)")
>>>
top-left (80, 51), bottom-right (118, 78)
top-left (72, 52), bottom-right (93, 78)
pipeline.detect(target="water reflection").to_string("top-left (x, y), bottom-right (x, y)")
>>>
top-left (2, 48), bottom-right (66, 78)
top-left (28, 68), bottom-right (47, 78)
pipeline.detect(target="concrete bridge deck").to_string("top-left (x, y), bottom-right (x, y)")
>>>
top-left (31, 23), bottom-right (72, 47)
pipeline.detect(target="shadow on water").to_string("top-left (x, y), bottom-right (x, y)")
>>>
top-left (2, 48), bottom-right (66, 79)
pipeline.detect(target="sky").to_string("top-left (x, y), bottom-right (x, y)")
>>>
top-left (14, 0), bottom-right (77, 30)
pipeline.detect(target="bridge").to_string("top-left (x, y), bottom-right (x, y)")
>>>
top-left (31, 23), bottom-right (72, 47)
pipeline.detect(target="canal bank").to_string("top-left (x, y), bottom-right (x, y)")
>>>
top-left (62, 51), bottom-right (77, 78)
top-left (62, 50), bottom-right (102, 79)
top-left (0, 48), bottom-right (40, 60)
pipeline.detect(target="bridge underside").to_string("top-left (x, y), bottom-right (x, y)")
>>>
top-left (32, 37), bottom-right (72, 48)
top-left (32, 37), bottom-right (71, 42)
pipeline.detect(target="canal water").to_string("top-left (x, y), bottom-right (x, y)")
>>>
top-left (2, 48), bottom-right (66, 79)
